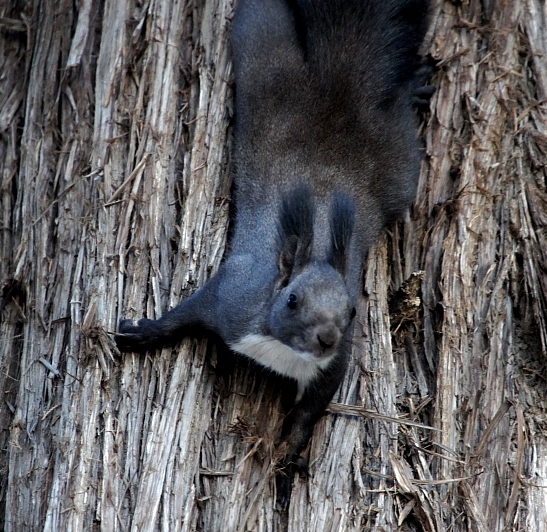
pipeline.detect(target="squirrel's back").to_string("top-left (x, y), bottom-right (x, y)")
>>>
top-left (231, 0), bottom-right (429, 258)
top-left (232, 0), bottom-right (427, 254)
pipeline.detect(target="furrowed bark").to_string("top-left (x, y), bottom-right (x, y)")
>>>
top-left (1, 1), bottom-right (546, 530)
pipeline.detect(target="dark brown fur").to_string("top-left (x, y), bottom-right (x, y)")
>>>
top-left (117, 0), bottom-right (430, 508)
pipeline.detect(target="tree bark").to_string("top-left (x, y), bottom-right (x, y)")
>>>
top-left (1, 0), bottom-right (546, 531)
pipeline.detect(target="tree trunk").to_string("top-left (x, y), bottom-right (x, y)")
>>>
top-left (1, 0), bottom-right (546, 530)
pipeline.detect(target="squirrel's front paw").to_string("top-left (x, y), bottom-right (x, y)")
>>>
top-left (275, 454), bottom-right (309, 511)
top-left (116, 318), bottom-right (163, 352)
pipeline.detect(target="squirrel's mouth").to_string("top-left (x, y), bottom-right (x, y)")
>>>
top-left (292, 337), bottom-right (339, 360)
top-left (308, 327), bottom-right (343, 358)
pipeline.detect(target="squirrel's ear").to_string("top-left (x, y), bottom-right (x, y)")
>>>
top-left (328, 193), bottom-right (355, 277)
top-left (277, 234), bottom-right (313, 287)
top-left (277, 235), bottom-right (299, 287)
top-left (277, 185), bottom-right (314, 286)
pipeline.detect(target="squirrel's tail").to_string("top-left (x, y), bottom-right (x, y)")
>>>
top-left (295, 0), bottom-right (430, 106)
top-left (232, 0), bottom-right (430, 110)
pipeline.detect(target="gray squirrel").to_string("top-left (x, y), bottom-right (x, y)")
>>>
top-left (117, 0), bottom-right (431, 507)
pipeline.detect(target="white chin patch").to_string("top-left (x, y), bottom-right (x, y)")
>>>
top-left (229, 334), bottom-right (334, 401)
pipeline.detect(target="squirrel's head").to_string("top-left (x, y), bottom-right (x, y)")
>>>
top-left (268, 186), bottom-right (356, 359)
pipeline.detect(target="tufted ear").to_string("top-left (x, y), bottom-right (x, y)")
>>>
top-left (277, 184), bottom-right (314, 287)
top-left (328, 192), bottom-right (355, 278)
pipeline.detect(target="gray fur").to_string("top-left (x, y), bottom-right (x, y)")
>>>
top-left (117, 0), bottom-right (430, 508)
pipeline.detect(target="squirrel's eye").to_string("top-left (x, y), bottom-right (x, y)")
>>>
top-left (287, 294), bottom-right (298, 310)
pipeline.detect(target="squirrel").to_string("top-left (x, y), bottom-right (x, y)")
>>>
top-left (116, 0), bottom-right (431, 508)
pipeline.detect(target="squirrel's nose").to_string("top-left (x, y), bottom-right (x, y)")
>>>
top-left (317, 332), bottom-right (336, 350)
